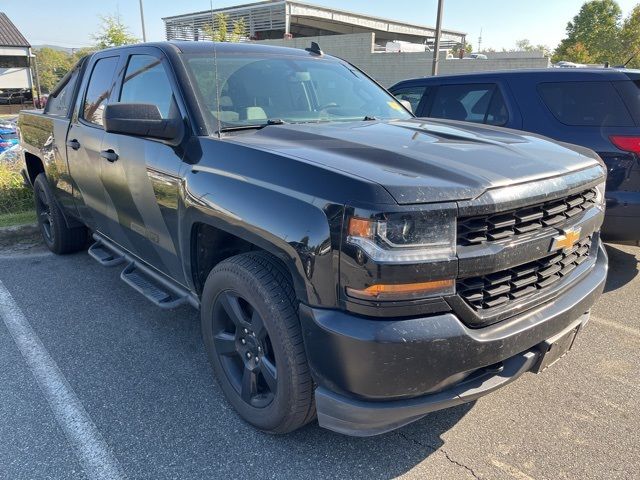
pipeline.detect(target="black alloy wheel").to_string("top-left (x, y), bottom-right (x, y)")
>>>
top-left (201, 252), bottom-right (315, 434)
top-left (212, 290), bottom-right (278, 408)
top-left (35, 179), bottom-right (55, 245)
top-left (32, 173), bottom-right (87, 254)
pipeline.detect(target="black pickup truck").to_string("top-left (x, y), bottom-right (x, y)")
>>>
top-left (19, 41), bottom-right (608, 436)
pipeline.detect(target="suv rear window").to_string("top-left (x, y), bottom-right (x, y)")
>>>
top-left (538, 81), bottom-right (634, 127)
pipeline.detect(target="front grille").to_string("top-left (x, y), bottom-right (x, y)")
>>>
top-left (457, 188), bottom-right (597, 246)
top-left (457, 236), bottom-right (593, 310)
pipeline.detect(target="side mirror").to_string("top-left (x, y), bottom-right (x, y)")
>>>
top-left (104, 103), bottom-right (182, 141)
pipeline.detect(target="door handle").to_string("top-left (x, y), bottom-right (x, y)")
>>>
top-left (66, 139), bottom-right (81, 150)
top-left (100, 149), bottom-right (119, 162)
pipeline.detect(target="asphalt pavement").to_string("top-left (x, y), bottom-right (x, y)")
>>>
top-left (0, 238), bottom-right (638, 479)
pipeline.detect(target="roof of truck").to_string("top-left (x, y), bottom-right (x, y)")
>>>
top-left (102, 41), bottom-right (327, 58)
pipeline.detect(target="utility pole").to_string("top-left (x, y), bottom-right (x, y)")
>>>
top-left (139, 0), bottom-right (147, 42)
top-left (431, 0), bottom-right (445, 76)
top-left (31, 50), bottom-right (42, 107)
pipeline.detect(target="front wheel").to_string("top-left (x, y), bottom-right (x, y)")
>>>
top-left (201, 252), bottom-right (315, 434)
top-left (33, 173), bottom-right (87, 254)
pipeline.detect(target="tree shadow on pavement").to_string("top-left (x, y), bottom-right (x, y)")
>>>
top-left (604, 243), bottom-right (639, 293)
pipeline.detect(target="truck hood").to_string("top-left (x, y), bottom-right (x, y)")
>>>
top-left (226, 118), bottom-right (601, 204)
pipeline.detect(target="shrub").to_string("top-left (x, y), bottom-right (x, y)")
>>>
top-left (0, 153), bottom-right (33, 215)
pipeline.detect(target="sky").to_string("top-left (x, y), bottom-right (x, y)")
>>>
top-left (2, 0), bottom-right (639, 51)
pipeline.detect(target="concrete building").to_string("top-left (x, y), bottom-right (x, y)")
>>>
top-left (163, 1), bottom-right (550, 87)
top-left (163, 0), bottom-right (466, 49)
top-left (0, 12), bottom-right (33, 92)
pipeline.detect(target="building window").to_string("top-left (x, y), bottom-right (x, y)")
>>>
top-left (0, 56), bottom-right (29, 68)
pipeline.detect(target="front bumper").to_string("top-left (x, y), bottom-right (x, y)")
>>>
top-left (300, 243), bottom-right (607, 436)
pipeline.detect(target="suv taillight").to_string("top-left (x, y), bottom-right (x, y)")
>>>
top-left (610, 135), bottom-right (640, 154)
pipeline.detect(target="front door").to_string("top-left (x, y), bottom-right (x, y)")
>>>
top-left (99, 51), bottom-right (187, 285)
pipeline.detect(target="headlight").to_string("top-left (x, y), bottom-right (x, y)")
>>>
top-left (346, 209), bottom-right (456, 264)
top-left (342, 205), bottom-right (457, 302)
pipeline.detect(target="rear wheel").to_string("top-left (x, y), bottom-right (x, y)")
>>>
top-left (33, 173), bottom-right (87, 254)
top-left (201, 252), bottom-right (315, 434)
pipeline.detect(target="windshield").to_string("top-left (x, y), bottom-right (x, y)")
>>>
top-left (184, 53), bottom-right (412, 132)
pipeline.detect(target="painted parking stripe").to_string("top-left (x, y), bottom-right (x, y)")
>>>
top-left (0, 280), bottom-right (126, 480)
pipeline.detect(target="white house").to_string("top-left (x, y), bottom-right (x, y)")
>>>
top-left (0, 12), bottom-right (33, 91)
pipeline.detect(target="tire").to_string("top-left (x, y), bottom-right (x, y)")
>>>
top-left (33, 173), bottom-right (87, 254)
top-left (201, 251), bottom-right (315, 434)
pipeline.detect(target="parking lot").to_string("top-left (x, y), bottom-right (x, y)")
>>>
top-left (0, 237), bottom-right (638, 480)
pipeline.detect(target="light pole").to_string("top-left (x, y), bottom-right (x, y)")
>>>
top-left (139, 0), bottom-right (147, 42)
top-left (431, 0), bottom-right (444, 76)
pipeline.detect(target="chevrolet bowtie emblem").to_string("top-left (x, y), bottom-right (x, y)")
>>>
top-left (551, 227), bottom-right (582, 252)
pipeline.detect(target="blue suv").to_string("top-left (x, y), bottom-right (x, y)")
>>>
top-left (390, 69), bottom-right (640, 241)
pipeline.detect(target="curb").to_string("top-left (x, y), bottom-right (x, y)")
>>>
top-left (0, 223), bottom-right (40, 242)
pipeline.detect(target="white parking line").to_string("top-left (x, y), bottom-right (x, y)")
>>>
top-left (0, 280), bottom-right (126, 480)
top-left (591, 315), bottom-right (640, 339)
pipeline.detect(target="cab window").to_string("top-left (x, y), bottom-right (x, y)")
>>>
top-left (82, 56), bottom-right (119, 127)
top-left (119, 55), bottom-right (177, 119)
top-left (45, 67), bottom-right (81, 117)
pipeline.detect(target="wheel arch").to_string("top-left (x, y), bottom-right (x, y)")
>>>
top-left (188, 218), bottom-right (311, 305)
top-left (23, 151), bottom-right (45, 185)
top-left (182, 192), bottom-right (341, 309)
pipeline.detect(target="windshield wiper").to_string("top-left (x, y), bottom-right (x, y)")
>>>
top-left (218, 119), bottom-right (287, 133)
top-left (363, 115), bottom-right (378, 121)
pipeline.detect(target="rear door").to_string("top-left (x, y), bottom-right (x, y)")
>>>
top-left (39, 62), bottom-right (85, 217)
top-left (526, 79), bottom-right (640, 193)
top-left (66, 52), bottom-right (121, 231)
top-left (98, 48), bottom-right (188, 285)
top-left (419, 81), bottom-right (521, 128)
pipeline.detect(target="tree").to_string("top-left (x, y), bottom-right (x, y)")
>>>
top-left (563, 42), bottom-right (594, 64)
top-left (231, 18), bottom-right (247, 42)
top-left (620, 5), bottom-right (640, 67)
top-left (93, 14), bottom-right (138, 49)
top-left (202, 13), bottom-right (247, 42)
top-left (515, 39), bottom-right (533, 51)
top-left (513, 39), bottom-right (552, 57)
top-left (553, 0), bottom-right (623, 64)
top-left (34, 48), bottom-right (75, 93)
top-left (450, 42), bottom-right (473, 57)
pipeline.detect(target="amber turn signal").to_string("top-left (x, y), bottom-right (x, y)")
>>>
top-left (347, 217), bottom-right (374, 238)
top-left (346, 279), bottom-right (455, 301)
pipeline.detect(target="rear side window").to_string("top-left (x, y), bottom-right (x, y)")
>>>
top-left (119, 55), bottom-right (176, 119)
top-left (82, 56), bottom-right (119, 127)
top-left (538, 81), bottom-right (634, 127)
top-left (613, 79), bottom-right (640, 126)
top-left (428, 83), bottom-right (508, 125)
top-left (45, 68), bottom-right (80, 117)
top-left (391, 86), bottom-right (426, 113)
